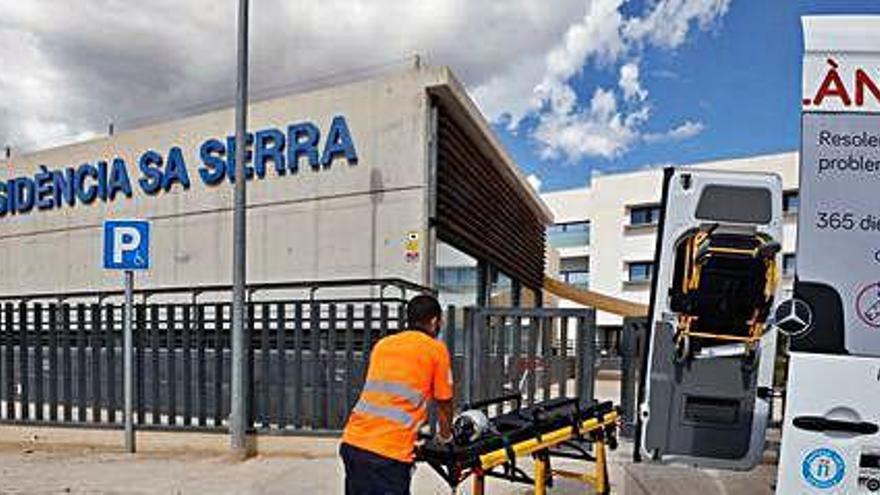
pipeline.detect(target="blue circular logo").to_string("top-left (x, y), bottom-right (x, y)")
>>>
top-left (802, 447), bottom-right (845, 489)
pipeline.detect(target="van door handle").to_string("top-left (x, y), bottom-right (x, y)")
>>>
top-left (793, 416), bottom-right (879, 435)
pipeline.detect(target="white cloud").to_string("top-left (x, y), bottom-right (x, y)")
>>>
top-left (542, 0), bottom-right (627, 83)
top-left (532, 0), bottom-right (627, 119)
top-left (535, 87), bottom-right (649, 161)
top-left (619, 62), bottom-right (647, 102)
top-left (0, 0), bottom-right (728, 164)
top-left (624, 0), bottom-right (731, 49)
top-left (526, 174), bottom-right (542, 191)
top-left (472, 57), bottom-right (547, 129)
top-left (523, 0), bottom-right (729, 161)
top-left (668, 120), bottom-right (706, 139)
top-left (0, 0), bottom-right (586, 151)
top-left (644, 120), bottom-right (706, 142)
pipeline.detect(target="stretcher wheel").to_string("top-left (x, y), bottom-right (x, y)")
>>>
top-left (606, 429), bottom-right (618, 450)
top-left (673, 333), bottom-right (690, 363)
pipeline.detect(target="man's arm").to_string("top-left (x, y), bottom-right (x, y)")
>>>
top-left (432, 342), bottom-right (455, 443)
top-left (436, 399), bottom-right (454, 443)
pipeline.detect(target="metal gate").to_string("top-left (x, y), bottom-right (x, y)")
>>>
top-left (619, 316), bottom-right (648, 438)
top-left (445, 306), bottom-right (598, 411)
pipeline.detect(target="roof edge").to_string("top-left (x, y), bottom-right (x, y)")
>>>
top-left (427, 67), bottom-right (554, 224)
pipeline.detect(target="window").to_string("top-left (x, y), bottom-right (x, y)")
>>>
top-left (436, 266), bottom-right (477, 288)
top-left (560, 256), bottom-right (588, 272)
top-left (520, 287), bottom-right (540, 308)
top-left (783, 253), bottom-right (796, 277)
top-left (435, 242), bottom-right (478, 308)
top-left (783, 191), bottom-right (799, 214)
top-left (547, 221), bottom-right (590, 248)
top-left (695, 185), bottom-right (772, 224)
top-left (562, 271), bottom-right (590, 289)
top-left (627, 261), bottom-right (654, 283)
top-left (490, 269), bottom-right (512, 307)
top-left (629, 205), bottom-right (661, 226)
top-left (559, 256), bottom-right (590, 288)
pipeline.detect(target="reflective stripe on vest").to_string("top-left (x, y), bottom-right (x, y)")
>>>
top-left (361, 380), bottom-right (425, 408)
top-left (353, 400), bottom-right (413, 426)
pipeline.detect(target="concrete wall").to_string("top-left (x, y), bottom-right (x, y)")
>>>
top-left (0, 67), bottom-right (455, 295)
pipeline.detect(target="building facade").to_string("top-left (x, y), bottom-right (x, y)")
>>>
top-left (0, 65), bottom-right (551, 307)
top-left (541, 152), bottom-right (800, 350)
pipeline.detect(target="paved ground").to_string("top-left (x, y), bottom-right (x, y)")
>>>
top-left (0, 378), bottom-right (779, 494)
top-left (0, 437), bottom-right (778, 494)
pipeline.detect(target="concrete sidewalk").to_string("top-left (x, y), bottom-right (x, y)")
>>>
top-left (0, 377), bottom-right (779, 494)
top-left (0, 436), bottom-right (777, 494)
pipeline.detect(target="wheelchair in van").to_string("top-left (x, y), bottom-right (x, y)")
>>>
top-left (668, 225), bottom-right (781, 364)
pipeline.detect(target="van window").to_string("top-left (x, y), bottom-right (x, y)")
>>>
top-left (695, 185), bottom-right (772, 224)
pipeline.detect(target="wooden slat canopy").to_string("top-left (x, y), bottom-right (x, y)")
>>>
top-left (434, 105), bottom-right (547, 291)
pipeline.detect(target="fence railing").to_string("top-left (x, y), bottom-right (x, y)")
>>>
top-left (0, 299), bottom-right (409, 433)
top-left (443, 306), bottom-right (598, 414)
top-left (0, 278), bottom-right (429, 305)
top-left (0, 288), bottom-right (601, 435)
top-left (619, 316), bottom-right (648, 438)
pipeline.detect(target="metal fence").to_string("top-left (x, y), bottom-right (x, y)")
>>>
top-left (0, 286), bottom-right (601, 434)
top-left (444, 306), bottom-right (598, 413)
top-left (619, 316), bottom-right (649, 438)
top-left (0, 279), bottom-right (426, 433)
top-left (0, 299), bottom-right (412, 433)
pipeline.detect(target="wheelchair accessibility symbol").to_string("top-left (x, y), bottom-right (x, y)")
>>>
top-left (103, 220), bottom-right (150, 271)
top-left (802, 447), bottom-right (845, 489)
top-left (856, 282), bottom-right (880, 329)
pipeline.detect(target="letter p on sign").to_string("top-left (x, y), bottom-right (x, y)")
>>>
top-left (103, 220), bottom-right (150, 270)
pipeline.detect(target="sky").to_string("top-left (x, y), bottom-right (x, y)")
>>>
top-left (2, 0), bottom-right (880, 193)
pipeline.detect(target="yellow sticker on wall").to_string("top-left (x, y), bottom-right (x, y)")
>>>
top-left (405, 231), bottom-right (420, 263)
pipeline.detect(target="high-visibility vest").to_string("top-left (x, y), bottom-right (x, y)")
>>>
top-left (342, 330), bottom-right (453, 463)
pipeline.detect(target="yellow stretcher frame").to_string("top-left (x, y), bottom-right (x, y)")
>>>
top-left (469, 409), bottom-right (619, 495)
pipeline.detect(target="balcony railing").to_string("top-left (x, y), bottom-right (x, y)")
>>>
top-left (548, 230), bottom-right (590, 248)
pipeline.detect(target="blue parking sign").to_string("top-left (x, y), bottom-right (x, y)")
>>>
top-left (103, 220), bottom-right (150, 270)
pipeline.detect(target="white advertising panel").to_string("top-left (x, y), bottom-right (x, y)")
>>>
top-left (796, 15), bottom-right (880, 356)
top-left (778, 15), bottom-right (880, 495)
top-left (802, 16), bottom-right (880, 114)
top-left (799, 113), bottom-right (880, 356)
top-left (803, 54), bottom-right (880, 114)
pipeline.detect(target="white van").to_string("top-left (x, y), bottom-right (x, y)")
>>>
top-left (637, 167), bottom-right (784, 470)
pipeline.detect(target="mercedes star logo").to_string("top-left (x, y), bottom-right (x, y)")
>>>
top-left (773, 298), bottom-right (814, 337)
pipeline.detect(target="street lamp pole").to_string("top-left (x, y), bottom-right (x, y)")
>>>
top-left (230, 0), bottom-right (250, 457)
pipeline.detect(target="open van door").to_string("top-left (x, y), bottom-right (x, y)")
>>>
top-left (637, 167), bottom-right (783, 470)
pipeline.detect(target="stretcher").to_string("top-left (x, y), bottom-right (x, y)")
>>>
top-left (416, 395), bottom-right (619, 494)
top-left (668, 227), bottom-right (780, 362)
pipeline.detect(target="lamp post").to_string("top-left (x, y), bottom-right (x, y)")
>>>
top-left (230, 0), bottom-right (250, 458)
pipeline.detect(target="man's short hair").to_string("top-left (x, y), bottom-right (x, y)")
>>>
top-left (407, 294), bottom-right (442, 329)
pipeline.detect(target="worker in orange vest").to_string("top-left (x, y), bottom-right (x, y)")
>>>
top-left (340, 294), bottom-right (454, 494)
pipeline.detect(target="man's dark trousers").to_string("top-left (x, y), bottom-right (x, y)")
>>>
top-left (340, 442), bottom-right (413, 495)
